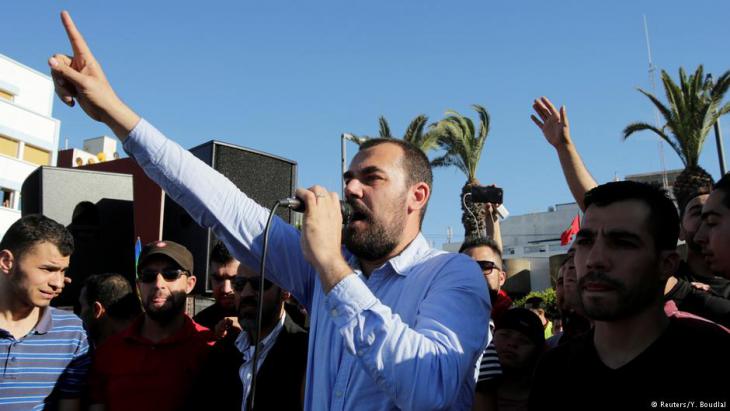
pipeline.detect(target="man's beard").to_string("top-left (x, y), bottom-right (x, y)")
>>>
top-left (344, 198), bottom-right (405, 261)
top-left (577, 271), bottom-right (662, 321)
top-left (143, 290), bottom-right (187, 325)
top-left (238, 291), bottom-right (281, 340)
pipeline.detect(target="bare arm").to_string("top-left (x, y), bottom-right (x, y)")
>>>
top-left (484, 203), bottom-right (502, 253)
top-left (531, 97), bottom-right (597, 211)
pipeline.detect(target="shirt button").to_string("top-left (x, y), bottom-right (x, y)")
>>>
top-left (330, 309), bottom-right (338, 317)
top-left (335, 391), bottom-right (343, 398)
top-left (356, 349), bottom-right (364, 356)
top-left (9, 357), bottom-right (16, 362)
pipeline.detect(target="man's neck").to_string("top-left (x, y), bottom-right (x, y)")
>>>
top-left (593, 303), bottom-right (669, 370)
top-left (141, 313), bottom-right (186, 343)
top-left (359, 231), bottom-right (420, 277)
top-left (686, 249), bottom-right (714, 278)
top-left (0, 286), bottom-right (41, 338)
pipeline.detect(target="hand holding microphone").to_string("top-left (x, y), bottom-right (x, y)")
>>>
top-left (287, 187), bottom-right (354, 293)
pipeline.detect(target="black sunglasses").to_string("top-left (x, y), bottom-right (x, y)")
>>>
top-left (232, 276), bottom-right (274, 292)
top-left (138, 269), bottom-right (188, 283)
top-left (476, 260), bottom-right (501, 274)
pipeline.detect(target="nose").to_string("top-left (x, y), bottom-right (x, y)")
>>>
top-left (344, 177), bottom-right (364, 200)
top-left (695, 220), bottom-right (709, 247)
top-left (221, 278), bottom-right (233, 294)
top-left (584, 237), bottom-right (609, 273)
top-left (48, 271), bottom-right (64, 290)
top-left (154, 273), bottom-right (168, 289)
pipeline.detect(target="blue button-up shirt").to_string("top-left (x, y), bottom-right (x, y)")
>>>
top-left (124, 119), bottom-right (491, 410)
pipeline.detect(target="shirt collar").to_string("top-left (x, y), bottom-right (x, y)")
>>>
top-left (346, 233), bottom-right (430, 277)
top-left (34, 307), bottom-right (53, 334)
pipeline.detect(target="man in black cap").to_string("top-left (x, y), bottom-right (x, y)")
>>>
top-left (88, 240), bottom-right (213, 411)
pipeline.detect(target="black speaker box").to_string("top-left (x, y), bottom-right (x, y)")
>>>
top-left (21, 167), bottom-right (135, 308)
top-left (161, 141), bottom-right (297, 294)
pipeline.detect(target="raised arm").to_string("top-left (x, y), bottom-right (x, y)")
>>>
top-left (531, 97), bottom-right (597, 211)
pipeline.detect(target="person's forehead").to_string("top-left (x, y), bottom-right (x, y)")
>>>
top-left (464, 245), bottom-right (500, 261)
top-left (583, 200), bottom-right (651, 235)
top-left (685, 193), bottom-right (709, 213)
top-left (703, 190), bottom-right (730, 215)
top-left (20, 241), bottom-right (69, 265)
top-left (350, 143), bottom-right (404, 173)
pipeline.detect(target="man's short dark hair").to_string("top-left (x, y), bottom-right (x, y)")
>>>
top-left (713, 173), bottom-right (730, 210)
top-left (358, 138), bottom-right (433, 224)
top-left (583, 181), bottom-right (679, 251)
top-left (459, 237), bottom-right (503, 267)
top-left (82, 273), bottom-right (141, 321)
top-left (210, 241), bottom-right (234, 265)
top-left (0, 214), bottom-right (74, 259)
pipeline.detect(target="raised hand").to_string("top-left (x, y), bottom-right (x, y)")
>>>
top-left (48, 11), bottom-right (139, 139)
top-left (531, 96), bottom-right (571, 148)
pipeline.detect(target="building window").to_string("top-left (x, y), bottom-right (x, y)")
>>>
top-left (1, 188), bottom-right (13, 209)
top-left (23, 144), bottom-right (51, 166)
top-left (0, 89), bottom-right (14, 102)
top-left (0, 135), bottom-right (19, 158)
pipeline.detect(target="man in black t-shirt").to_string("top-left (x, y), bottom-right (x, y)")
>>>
top-left (529, 181), bottom-right (730, 411)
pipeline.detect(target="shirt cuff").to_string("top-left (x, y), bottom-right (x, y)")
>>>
top-left (325, 274), bottom-right (377, 327)
top-left (122, 118), bottom-right (166, 160)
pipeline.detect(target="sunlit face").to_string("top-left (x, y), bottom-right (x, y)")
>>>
top-left (555, 266), bottom-right (566, 312)
top-left (137, 256), bottom-right (195, 324)
top-left (680, 194), bottom-right (709, 253)
top-left (462, 245), bottom-right (505, 293)
top-left (493, 328), bottom-right (539, 370)
top-left (696, 190), bottom-right (730, 278)
top-left (2, 242), bottom-right (69, 308)
top-left (343, 143), bottom-right (410, 261)
top-left (574, 200), bottom-right (673, 321)
top-left (210, 260), bottom-right (239, 311)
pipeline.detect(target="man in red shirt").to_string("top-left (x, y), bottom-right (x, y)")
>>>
top-left (89, 241), bottom-right (212, 411)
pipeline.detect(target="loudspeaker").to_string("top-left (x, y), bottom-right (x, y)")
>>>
top-left (161, 141), bottom-right (297, 294)
top-left (21, 166), bottom-right (135, 308)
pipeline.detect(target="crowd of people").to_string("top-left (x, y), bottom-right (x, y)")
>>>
top-left (1, 10), bottom-right (729, 411)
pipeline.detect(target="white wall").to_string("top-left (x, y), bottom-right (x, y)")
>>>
top-left (0, 54), bottom-right (54, 117)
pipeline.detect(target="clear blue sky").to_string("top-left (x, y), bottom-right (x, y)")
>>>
top-left (5, 1), bottom-right (730, 246)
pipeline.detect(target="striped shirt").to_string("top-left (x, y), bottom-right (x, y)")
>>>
top-left (477, 320), bottom-right (502, 383)
top-left (0, 307), bottom-right (91, 410)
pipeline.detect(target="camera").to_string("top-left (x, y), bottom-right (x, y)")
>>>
top-left (470, 185), bottom-right (503, 205)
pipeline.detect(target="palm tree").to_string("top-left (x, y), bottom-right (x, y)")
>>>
top-left (349, 114), bottom-right (440, 155)
top-left (624, 65), bottom-right (730, 205)
top-left (430, 104), bottom-right (491, 241)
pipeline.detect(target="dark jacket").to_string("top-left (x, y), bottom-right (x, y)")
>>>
top-left (190, 315), bottom-right (308, 411)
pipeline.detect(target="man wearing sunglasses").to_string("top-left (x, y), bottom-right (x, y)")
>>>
top-left (192, 264), bottom-right (308, 410)
top-left (88, 240), bottom-right (213, 411)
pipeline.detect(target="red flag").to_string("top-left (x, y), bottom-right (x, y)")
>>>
top-left (560, 215), bottom-right (580, 246)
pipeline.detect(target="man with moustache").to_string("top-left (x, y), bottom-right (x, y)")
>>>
top-left (193, 241), bottom-right (241, 330)
top-left (191, 264), bottom-right (308, 410)
top-left (0, 215), bottom-right (90, 411)
top-left (88, 241), bottom-right (212, 411)
top-left (529, 181), bottom-right (730, 410)
top-left (49, 12), bottom-right (489, 410)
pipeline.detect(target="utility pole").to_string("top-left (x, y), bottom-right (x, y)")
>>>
top-left (643, 15), bottom-right (669, 190)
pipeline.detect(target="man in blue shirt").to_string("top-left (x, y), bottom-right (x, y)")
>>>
top-left (0, 214), bottom-right (90, 410)
top-left (49, 11), bottom-right (490, 410)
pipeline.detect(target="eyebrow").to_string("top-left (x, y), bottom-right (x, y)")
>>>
top-left (701, 210), bottom-right (722, 220)
top-left (575, 228), bottom-right (643, 242)
top-left (343, 166), bottom-right (386, 180)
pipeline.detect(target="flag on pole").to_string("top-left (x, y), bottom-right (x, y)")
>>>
top-left (560, 215), bottom-right (580, 246)
top-left (134, 237), bottom-right (142, 275)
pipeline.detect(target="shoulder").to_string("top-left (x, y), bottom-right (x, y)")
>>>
top-left (668, 317), bottom-right (730, 346)
top-left (49, 307), bottom-right (85, 330)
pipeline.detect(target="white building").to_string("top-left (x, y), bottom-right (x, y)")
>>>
top-left (0, 54), bottom-right (60, 236)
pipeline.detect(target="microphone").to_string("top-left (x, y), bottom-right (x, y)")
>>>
top-left (278, 197), bottom-right (353, 223)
